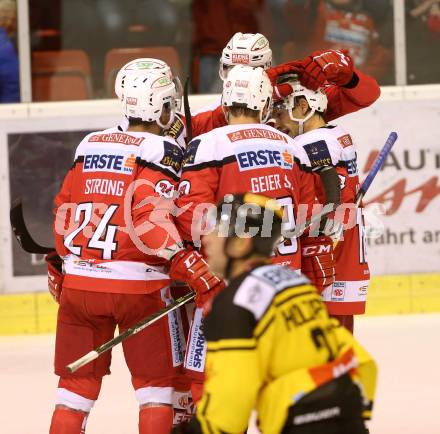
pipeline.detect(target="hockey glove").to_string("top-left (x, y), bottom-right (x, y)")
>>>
top-left (169, 249), bottom-right (224, 308)
top-left (266, 60), bottom-right (303, 100)
top-left (302, 49), bottom-right (355, 89)
top-left (46, 251), bottom-right (63, 303)
top-left (301, 235), bottom-right (335, 293)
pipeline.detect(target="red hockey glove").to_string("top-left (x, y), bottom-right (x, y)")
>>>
top-left (302, 49), bottom-right (354, 89)
top-left (169, 249), bottom-right (224, 308)
top-left (266, 60), bottom-right (303, 85)
top-left (45, 251), bottom-right (63, 303)
top-left (266, 60), bottom-right (303, 100)
top-left (301, 235), bottom-right (335, 293)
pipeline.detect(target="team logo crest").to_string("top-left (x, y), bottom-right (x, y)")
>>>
top-left (331, 282), bottom-right (346, 301)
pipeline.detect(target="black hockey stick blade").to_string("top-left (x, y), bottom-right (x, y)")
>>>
top-left (10, 199), bottom-right (55, 254)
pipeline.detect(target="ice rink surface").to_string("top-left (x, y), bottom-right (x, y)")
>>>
top-left (1, 314), bottom-right (439, 434)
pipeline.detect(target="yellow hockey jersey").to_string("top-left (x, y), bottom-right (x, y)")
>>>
top-left (193, 264), bottom-right (377, 434)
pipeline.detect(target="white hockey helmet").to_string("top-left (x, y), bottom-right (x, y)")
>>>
top-left (121, 70), bottom-right (177, 129)
top-left (222, 65), bottom-right (273, 123)
top-left (220, 32), bottom-right (272, 80)
top-left (115, 58), bottom-right (182, 110)
top-left (280, 80), bottom-right (328, 134)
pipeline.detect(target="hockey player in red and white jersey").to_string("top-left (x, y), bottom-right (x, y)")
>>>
top-left (272, 77), bottom-right (370, 334)
top-left (174, 65), bottom-right (336, 404)
top-left (46, 69), bottom-right (223, 434)
top-left (190, 32), bottom-right (381, 137)
top-left (108, 33), bottom-right (381, 148)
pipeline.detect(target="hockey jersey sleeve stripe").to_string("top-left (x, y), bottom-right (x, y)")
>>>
top-left (137, 159), bottom-right (180, 182)
top-left (70, 155), bottom-right (84, 169)
top-left (196, 393), bottom-right (228, 434)
top-left (294, 156), bottom-right (313, 173)
top-left (207, 339), bottom-right (257, 352)
top-left (181, 155), bottom-right (236, 173)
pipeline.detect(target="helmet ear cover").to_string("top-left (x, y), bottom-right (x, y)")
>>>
top-left (276, 79), bottom-right (327, 134)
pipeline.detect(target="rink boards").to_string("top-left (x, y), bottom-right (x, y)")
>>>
top-left (0, 89), bottom-right (439, 334)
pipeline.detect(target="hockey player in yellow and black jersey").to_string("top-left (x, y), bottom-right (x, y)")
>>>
top-left (181, 193), bottom-right (377, 434)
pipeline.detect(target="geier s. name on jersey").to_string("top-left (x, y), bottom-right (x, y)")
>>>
top-left (176, 123), bottom-right (315, 270)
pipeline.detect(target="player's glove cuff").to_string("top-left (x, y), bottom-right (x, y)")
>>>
top-left (45, 252), bottom-right (64, 303)
top-left (301, 235), bottom-right (336, 292)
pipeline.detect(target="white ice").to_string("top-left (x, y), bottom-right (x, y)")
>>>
top-left (1, 314), bottom-right (439, 434)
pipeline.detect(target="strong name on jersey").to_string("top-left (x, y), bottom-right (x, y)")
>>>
top-left (294, 125), bottom-right (370, 314)
top-left (175, 123), bottom-right (315, 270)
top-left (53, 130), bottom-right (183, 294)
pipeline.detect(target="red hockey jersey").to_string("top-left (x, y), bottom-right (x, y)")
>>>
top-left (53, 130), bottom-right (183, 294)
top-left (175, 123), bottom-right (315, 270)
top-left (293, 125), bottom-right (370, 314)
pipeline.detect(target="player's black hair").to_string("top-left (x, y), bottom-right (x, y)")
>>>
top-left (127, 117), bottom-right (156, 127)
top-left (227, 103), bottom-right (260, 120)
top-left (128, 102), bottom-right (173, 128)
top-left (216, 193), bottom-right (283, 257)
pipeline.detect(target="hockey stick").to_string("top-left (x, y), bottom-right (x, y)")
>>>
top-left (66, 291), bottom-right (195, 373)
top-left (183, 77), bottom-right (193, 142)
top-left (355, 131), bottom-right (398, 206)
top-left (10, 199), bottom-right (55, 254)
top-left (293, 131), bottom-right (398, 237)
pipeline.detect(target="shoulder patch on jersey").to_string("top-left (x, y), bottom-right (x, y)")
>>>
top-left (233, 275), bottom-right (276, 320)
top-left (251, 265), bottom-right (309, 292)
top-left (88, 132), bottom-right (145, 146)
top-left (166, 116), bottom-right (185, 141)
top-left (161, 141), bottom-right (182, 173)
top-left (337, 134), bottom-right (353, 148)
top-left (303, 140), bottom-right (332, 169)
top-left (182, 138), bottom-right (201, 166)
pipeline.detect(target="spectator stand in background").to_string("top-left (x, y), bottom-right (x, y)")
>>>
top-left (282, 0), bottom-right (395, 85)
top-left (191, 0), bottom-right (263, 93)
top-left (406, 0), bottom-right (440, 84)
top-left (104, 46), bottom-right (181, 97)
top-left (31, 50), bottom-right (92, 101)
top-left (0, 0), bottom-right (19, 102)
top-left (29, 0), bottom-right (190, 101)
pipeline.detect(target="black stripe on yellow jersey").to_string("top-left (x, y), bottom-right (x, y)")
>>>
top-left (186, 264), bottom-right (377, 434)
